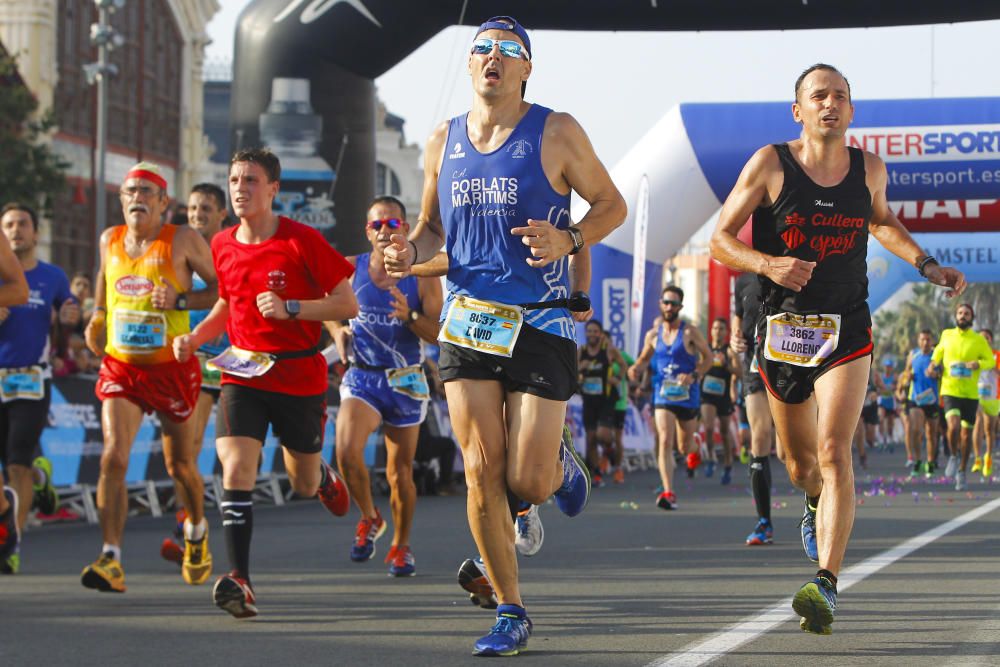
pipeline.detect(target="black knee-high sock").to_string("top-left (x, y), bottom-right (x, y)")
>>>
top-left (222, 489), bottom-right (254, 582)
top-left (750, 456), bottom-right (772, 521)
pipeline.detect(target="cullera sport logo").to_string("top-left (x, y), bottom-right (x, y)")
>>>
top-left (846, 124), bottom-right (1000, 162)
top-left (114, 275), bottom-right (153, 297)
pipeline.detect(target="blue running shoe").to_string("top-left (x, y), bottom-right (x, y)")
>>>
top-left (720, 466), bottom-right (732, 486)
top-left (553, 426), bottom-right (591, 518)
top-left (800, 494), bottom-right (819, 563)
top-left (705, 460), bottom-right (716, 478)
top-left (792, 576), bottom-right (837, 635)
top-left (745, 518), bottom-right (773, 545)
top-left (472, 604), bottom-right (532, 657)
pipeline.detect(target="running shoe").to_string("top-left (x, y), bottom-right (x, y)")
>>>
top-left (905, 458), bottom-right (915, 471)
top-left (746, 518), bottom-right (774, 545)
top-left (31, 456), bottom-right (59, 515)
top-left (612, 467), bottom-right (625, 484)
top-left (686, 451), bottom-right (702, 475)
top-left (972, 458), bottom-right (983, 474)
top-left (81, 554), bottom-right (126, 593)
top-left (458, 557), bottom-right (497, 609)
top-left (472, 604), bottom-right (532, 657)
top-left (705, 460), bottom-right (716, 478)
top-left (944, 455), bottom-right (958, 479)
top-left (984, 452), bottom-right (993, 479)
top-left (592, 472), bottom-right (604, 488)
top-left (514, 504), bottom-right (544, 557)
top-left (182, 530), bottom-right (213, 585)
top-left (350, 509), bottom-right (386, 562)
top-left (792, 575), bottom-right (837, 635)
top-left (0, 488), bottom-right (20, 565)
top-left (800, 494), bottom-right (819, 563)
top-left (924, 460), bottom-right (937, 479)
top-left (739, 445), bottom-right (750, 465)
top-left (955, 470), bottom-right (967, 491)
top-left (909, 460), bottom-right (923, 478)
top-left (318, 463), bottom-right (350, 517)
top-left (385, 545), bottom-right (416, 577)
top-left (553, 426), bottom-right (591, 518)
top-left (160, 537), bottom-right (184, 565)
top-left (1, 550), bottom-right (19, 574)
top-left (656, 491), bottom-right (677, 510)
top-left (720, 466), bottom-right (733, 486)
top-left (213, 571), bottom-right (258, 619)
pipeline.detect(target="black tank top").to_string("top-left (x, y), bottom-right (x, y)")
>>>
top-left (752, 143), bottom-right (872, 315)
top-left (580, 346), bottom-right (612, 398)
top-left (702, 344), bottom-right (732, 398)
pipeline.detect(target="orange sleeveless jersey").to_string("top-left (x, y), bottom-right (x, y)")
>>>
top-left (104, 224), bottom-right (190, 365)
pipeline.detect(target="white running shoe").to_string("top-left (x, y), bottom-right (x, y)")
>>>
top-left (944, 455), bottom-right (959, 480)
top-left (514, 505), bottom-right (544, 557)
top-left (955, 470), bottom-right (967, 491)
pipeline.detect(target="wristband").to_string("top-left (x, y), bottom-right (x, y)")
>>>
top-left (916, 255), bottom-right (939, 278)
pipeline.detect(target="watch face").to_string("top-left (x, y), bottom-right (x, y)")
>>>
top-left (287, 299), bottom-right (300, 314)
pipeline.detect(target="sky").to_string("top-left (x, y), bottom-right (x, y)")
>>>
top-left (205, 4), bottom-right (1000, 169)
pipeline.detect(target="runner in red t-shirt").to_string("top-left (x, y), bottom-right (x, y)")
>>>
top-left (173, 148), bottom-right (358, 619)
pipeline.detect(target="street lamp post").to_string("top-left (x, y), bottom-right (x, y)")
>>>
top-left (83, 0), bottom-right (125, 268)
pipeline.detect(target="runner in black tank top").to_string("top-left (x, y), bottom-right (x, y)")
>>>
top-left (578, 320), bottom-right (626, 486)
top-left (709, 65), bottom-right (966, 636)
top-left (700, 318), bottom-right (738, 485)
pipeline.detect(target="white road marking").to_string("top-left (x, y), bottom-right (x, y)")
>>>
top-left (647, 496), bottom-right (1000, 667)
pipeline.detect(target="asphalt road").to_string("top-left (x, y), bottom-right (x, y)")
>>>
top-left (4, 446), bottom-right (1000, 666)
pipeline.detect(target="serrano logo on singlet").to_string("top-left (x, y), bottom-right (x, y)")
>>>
top-left (451, 177), bottom-right (519, 216)
top-left (507, 139), bottom-right (533, 159)
top-left (448, 142), bottom-right (466, 160)
top-left (114, 275), bottom-right (153, 297)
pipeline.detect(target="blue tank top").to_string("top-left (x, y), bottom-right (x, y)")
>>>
top-left (189, 273), bottom-right (230, 356)
top-left (909, 350), bottom-right (939, 405)
top-left (350, 253), bottom-right (422, 368)
top-left (437, 104), bottom-right (574, 340)
top-left (0, 261), bottom-right (72, 369)
top-left (651, 321), bottom-right (700, 409)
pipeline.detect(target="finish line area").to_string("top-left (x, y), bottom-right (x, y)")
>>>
top-left (6, 449), bottom-right (1000, 666)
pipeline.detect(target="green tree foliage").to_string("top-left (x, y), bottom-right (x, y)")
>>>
top-left (874, 281), bottom-right (1000, 364)
top-left (0, 51), bottom-right (69, 213)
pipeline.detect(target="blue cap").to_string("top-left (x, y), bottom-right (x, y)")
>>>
top-left (477, 16), bottom-right (531, 59)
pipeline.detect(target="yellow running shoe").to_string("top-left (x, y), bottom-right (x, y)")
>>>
top-left (81, 554), bottom-right (126, 593)
top-left (983, 452), bottom-right (993, 479)
top-left (182, 531), bottom-right (213, 585)
top-left (971, 458), bottom-right (983, 474)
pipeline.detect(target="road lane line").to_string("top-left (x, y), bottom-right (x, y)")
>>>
top-left (648, 496), bottom-right (1000, 667)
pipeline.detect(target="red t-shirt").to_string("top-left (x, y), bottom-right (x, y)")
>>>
top-left (212, 216), bottom-right (353, 395)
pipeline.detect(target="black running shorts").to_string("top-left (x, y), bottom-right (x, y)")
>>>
top-left (701, 393), bottom-right (734, 417)
top-left (741, 348), bottom-right (764, 397)
top-left (942, 395), bottom-right (979, 427)
top-left (756, 306), bottom-right (873, 405)
top-left (657, 404), bottom-right (700, 422)
top-left (582, 396), bottom-right (617, 430)
top-left (216, 384), bottom-right (326, 454)
top-left (613, 409), bottom-right (626, 430)
top-left (438, 324), bottom-right (577, 402)
top-left (0, 381), bottom-right (51, 468)
top-left (861, 402), bottom-right (879, 426)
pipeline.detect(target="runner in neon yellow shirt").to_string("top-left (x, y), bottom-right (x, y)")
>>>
top-left (972, 329), bottom-right (999, 480)
top-left (929, 303), bottom-right (996, 490)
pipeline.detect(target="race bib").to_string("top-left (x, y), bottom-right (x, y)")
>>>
top-left (581, 376), bottom-right (604, 396)
top-left (386, 365), bottom-right (430, 401)
top-left (439, 296), bottom-right (523, 358)
top-left (979, 371), bottom-right (997, 399)
top-left (913, 387), bottom-right (937, 406)
top-left (196, 351), bottom-right (222, 390)
top-left (950, 363), bottom-right (972, 379)
top-left (113, 309), bottom-right (166, 353)
top-left (659, 381), bottom-right (690, 403)
top-left (0, 366), bottom-right (44, 402)
top-left (763, 313), bottom-right (841, 368)
top-left (207, 346), bottom-right (276, 379)
top-left (702, 375), bottom-right (726, 396)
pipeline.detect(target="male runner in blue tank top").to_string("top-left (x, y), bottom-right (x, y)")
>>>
top-left (0, 203), bottom-right (77, 574)
top-left (383, 15), bottom-right (625, 656)
top-left (629, 285), bottom-right (712, 510)
top-left (901, 330), bottom-right (941, 478)
top-left (327, 195), bottom-right (442, 577)
top-left (711, 64), bottom-right (966, 635)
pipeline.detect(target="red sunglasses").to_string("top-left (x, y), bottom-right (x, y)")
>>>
top-left (367, 218), bottom-right (404, 230)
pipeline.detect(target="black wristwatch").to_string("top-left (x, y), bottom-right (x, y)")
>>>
top-left (566, 226), bottom-right (585, 255)
top-left (286, 299), bottom-right (301, 319)
top-left (916, 255), bottom-right (939, 278)
top-left (175, 293), bottom-right (188, 311)
top-left (407, 309), bottom-right (421, 324)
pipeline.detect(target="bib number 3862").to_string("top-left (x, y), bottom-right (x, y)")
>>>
top-left (763, 313), bottom-right (842, 368)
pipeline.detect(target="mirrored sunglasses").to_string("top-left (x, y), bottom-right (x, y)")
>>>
top-left (471, 38), bottom-right (529, 60)
top-left (661, 299), bottom-right (682, 307)
top-left (367, 218), bottom-right (403, 230)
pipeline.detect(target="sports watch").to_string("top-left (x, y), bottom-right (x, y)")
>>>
top-left (175, 293), bottom-right (188, 310)
top-left (286, 299), bottom-right (301, 319)
top-left (566, 226), bottom-right (585, 255)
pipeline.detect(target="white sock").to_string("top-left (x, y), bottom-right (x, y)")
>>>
top-left (184, 517), bottom-right (207, 541)
top-left (101, 543), bottom-right (121, 562)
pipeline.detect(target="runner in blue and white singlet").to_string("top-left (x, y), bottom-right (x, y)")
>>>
top-left (902, 330), bottom-right (942, 478)
top-left (382, 15), bottom-right (625, 656)
top-left (332, 196), bottom-right (442, 577)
